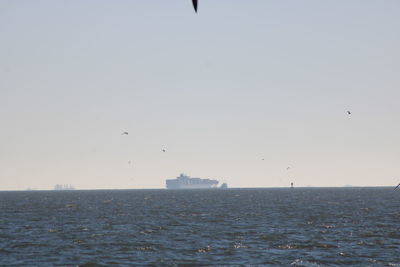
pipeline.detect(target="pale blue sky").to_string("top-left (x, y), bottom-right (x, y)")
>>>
top-left (1, 0), bottom-right (399, 190)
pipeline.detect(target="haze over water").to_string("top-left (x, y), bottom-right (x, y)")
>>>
top-left (1, 188), bottom-right (400, 266)
top-left (1, 1), bottom-right (400, 190)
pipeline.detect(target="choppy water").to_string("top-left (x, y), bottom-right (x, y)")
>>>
top-left (1, 188), bottom-right (400, 266)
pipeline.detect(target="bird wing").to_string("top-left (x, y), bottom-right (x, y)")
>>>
top-left (394, 183), bottom-right (400, 190)
top-left (192, 0), bottom-right (198, 12)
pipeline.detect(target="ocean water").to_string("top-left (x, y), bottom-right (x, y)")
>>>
top-left (1, 188), bottom-right (400, 266)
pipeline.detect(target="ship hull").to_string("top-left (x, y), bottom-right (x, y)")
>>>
top-left (167, 184), bottom-right (218, 189)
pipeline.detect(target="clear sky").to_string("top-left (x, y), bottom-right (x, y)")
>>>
top-left (1, 0), bottom-right (399, 190)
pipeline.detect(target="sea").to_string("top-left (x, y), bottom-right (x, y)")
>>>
top-left (1, 188), bottom-right (399, 266)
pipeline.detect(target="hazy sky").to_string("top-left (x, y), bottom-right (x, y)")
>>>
top-left (1, 0), bottom-right (399, 190)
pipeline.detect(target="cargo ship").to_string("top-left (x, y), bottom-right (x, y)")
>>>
top-left (54, 184), bottom-right (75, 190)
top-left (166, 173), bottom-right (227, 189)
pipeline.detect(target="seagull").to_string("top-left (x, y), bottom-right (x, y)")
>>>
top-left (347, 111), bottom-right (351, 115)
top-left (394, 183), bottom-right (400, 190)
top-left (192, 0), bottom-right (198, 12)
top-left (121, 131), bottom-right (129, 135)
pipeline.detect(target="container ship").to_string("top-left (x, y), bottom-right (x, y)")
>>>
top-left (166, 173), bottom-right (227, 189)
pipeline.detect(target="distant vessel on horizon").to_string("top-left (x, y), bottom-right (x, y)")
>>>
top-left (54, 184), bottom-right (75, 190)
top-left (166, 173), bottom-right (227, 189)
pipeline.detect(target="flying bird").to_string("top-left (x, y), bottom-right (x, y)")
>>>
top-left (394, 183), bottom-right (400, 190)
top-left (162, 149), bottom-right (166, 152)
top-left (121, 131), bottom-right (129, 135)
top-left (347, 111), bottom-right (351, 115)
top-left (286, 167), bottom-right (290, 170)
top-left (192, 0), bottom-right (198, 12)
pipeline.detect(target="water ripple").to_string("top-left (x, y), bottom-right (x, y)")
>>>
top-left (0, 188), bottom-right (399, 266)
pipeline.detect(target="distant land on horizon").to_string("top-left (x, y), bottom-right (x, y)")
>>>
top-left (0, 185), bottom-right (393, 192)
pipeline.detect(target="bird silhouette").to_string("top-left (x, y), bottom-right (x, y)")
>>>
top-left (347, 111), bottom-right (351, 115)
top-left (394, 183), bottom-right (400, 190)
top-left (121, 131), bottom-right (129, 135)
top-left (162, 149), bottom-right (166, 152)
top-left (192, 0), bottom-right (198, 12)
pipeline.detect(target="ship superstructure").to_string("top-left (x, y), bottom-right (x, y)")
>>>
top-left (166, 173), bottom-right (221, 189)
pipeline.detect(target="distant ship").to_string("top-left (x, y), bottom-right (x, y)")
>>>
top-left (166, 174), bottom-right (227, 189)
top-left (54, 184), bottom-right (75, 190)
